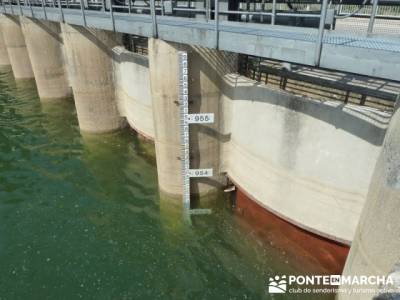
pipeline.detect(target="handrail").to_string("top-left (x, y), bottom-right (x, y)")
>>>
top-left (2, 0), bottom-right (398, 69)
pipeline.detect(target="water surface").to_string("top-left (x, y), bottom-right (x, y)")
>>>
top-left (0, 68), bottom-right (329, 299)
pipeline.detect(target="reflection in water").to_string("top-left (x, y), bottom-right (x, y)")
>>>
top-left (0, 68), bottom-right (335, 299)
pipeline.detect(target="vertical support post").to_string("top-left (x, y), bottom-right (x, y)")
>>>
top-left (214, 0), bottom-right (219, 48)
top-left (150, 0), bottom-right (157, 37)
top-left (360, 94), bottom-right (367, 105)
top-left (1, 0), bottom-right (6, 13)
top-left (314, 0), bottom-right (329, 66)
top-left (245, 0), bottom-right (249, 22)
top-left (178, 51), bottom-right (191, 211)
top-left (9, 0), bottom-right (14, 14)
top-left (271, 0), bottom-right (276, 25)
top-left (58, 0), bottom-right (63, 22)
top-left (109, 0), bottom-right (115, 31)
top-left (66, 0), bottom-right (69, 9)
top-left (206, 0), bottom-right (210, 21)
top-left (80, 0), bottom-right (87, 26)
top-left (27, 0), bottom-right (33, 17)
top-left (260, 0), bottom-right (265, 22)
top-left (17, 0), bottom-right (23, 15)
top-left (368, 0), bottom-right (378, 34)
top-left (160, 0), bottom-right (164, 16)
top-left (41, 0), bottom-right (47, 20)
top-left (344, 90), bottom-right (349, 104)
top-left (128, 0), bottom-right (131, 14)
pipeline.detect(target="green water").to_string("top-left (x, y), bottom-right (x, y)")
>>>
top-left (0, 68), bottom-right (329, 300)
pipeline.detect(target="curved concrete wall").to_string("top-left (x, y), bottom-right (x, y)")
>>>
top-left (106, 51), bottom-right (389, 243)
top-left (221, 74), bottom-right (390, 244)
top-left (112, 46), bottom-right (154, 139)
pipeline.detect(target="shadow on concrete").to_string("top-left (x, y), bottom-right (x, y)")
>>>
top-left (28, 18), bottom-right (64, 44)
top-left (222, 74), bottom-right (391, 146)
top-left (68, 24), bottom-right (121, 58)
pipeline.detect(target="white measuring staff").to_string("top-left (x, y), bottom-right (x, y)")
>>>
top-left (178, 51), bottom-right (191, 210)
top-left (178, 51), bottom-right (214, 212)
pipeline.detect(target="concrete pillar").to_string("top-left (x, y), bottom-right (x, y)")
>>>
top-left (1, 16), bottom-right (34, 79)
top-left (0, 28), bottom-right (10, 66)
top-left (338, 105), bottom-right (400, 299)
top-left (62, 24), bottom-right (124, 133)
top-left (20, 17), bottom-right (71, 101)
top-left (148, 38), bottom-right (236, 199)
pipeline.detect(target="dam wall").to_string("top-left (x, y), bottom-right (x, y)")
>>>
top-left (109, 49), bottom-right (389, 243)
top-left (1, 14), bottom-right (393, 245)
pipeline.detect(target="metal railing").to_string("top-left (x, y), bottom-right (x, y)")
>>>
top-left (1, 0), bottom-right (399, 66)
top-left (122, 34), bottom-right (148, 55)
top-left (238, 54), bottom-right (398, 110)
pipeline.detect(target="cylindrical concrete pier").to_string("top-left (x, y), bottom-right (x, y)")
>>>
top-left (0, 28), bottom-right (10, 66)
top-left (338, 105), bottom-right (400, 299)
top-left (1, 16), bottom-right (34, 79)
top-left (148, 38), bottom-right (236, 199)
top-left (20, 17), bottom-right (71, 101)
top-left (62, 24), bottom-right (124, 133)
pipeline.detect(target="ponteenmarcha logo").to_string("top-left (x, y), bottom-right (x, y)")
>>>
top-left (268, 275), bottom-right (287, 293)
top-left (267, 274), bottom-right (397, 295)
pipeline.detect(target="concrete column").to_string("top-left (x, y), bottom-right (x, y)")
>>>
top-left (1, 16), bottom-right (34, 79)
top-left (338, 105), bottom-right (400, 299)
top-left (62, 24), bottom-right (124, 133)
top-left (148, 38), bottom-right (236, 199)
top-left (20, 17), bottom-right (71, 101)
top-left (0, 28), bottom-right (10, 66)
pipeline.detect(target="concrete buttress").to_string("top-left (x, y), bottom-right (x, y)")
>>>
top-left (21, 17), bottom-right (71, 101)
top-left (62, 24), bottom-right (124, 133)
top-left (148, 38), bottom-right (236, 199)
top-left (1, 15), bottom-right (33, 79)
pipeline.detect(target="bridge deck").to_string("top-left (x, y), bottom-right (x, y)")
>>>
top-left (2, 5), bottom-right (400, 81)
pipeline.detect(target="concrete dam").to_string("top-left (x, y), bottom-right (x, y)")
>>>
top-left (0, 0), bottom-right (400, 298)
